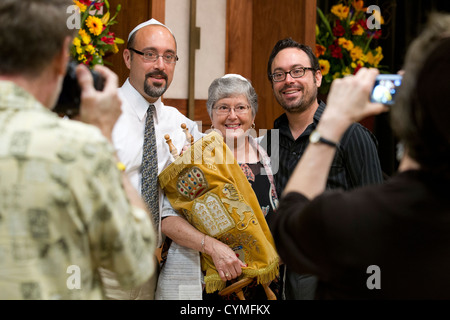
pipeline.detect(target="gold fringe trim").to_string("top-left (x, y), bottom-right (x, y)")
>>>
top-left (205, 279), bottom-right (227, 294)
top-left (203, 257), bottom-right (280, 294)
top-left (158, 131), bottom-right (225, 189)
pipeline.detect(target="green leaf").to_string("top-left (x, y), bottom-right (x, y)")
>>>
top-left (317, 7), bottom-right (334, 39)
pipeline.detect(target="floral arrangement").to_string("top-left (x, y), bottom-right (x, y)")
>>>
top-left (72, 0), bottom-right (124, 68)
top-left (316, 0), bottom-right (385, 94)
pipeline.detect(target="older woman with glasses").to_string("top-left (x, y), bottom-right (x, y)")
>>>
top-left (207, 74), bottom-right (278, 223)
top-left (205, 74), bottom-right (281, 299)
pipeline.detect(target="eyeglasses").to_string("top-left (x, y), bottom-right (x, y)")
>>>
top-left (213, 105), bottom-right (251, 115)
top-left (270, 67), bottom-right (315, 82)
top-left (129, 48), bottom-right (179, 64)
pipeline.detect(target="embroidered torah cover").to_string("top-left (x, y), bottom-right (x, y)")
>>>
top-left (159, 131), bottom-right (279, 293)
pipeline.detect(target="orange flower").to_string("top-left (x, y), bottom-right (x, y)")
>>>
top-left (315, 44), bottom-right (326, 58)
top-left (352, 0), bottom-right (365, 11)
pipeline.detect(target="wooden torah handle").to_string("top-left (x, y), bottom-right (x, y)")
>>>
top-left (181, 123), bottom-right (194, 145)
top-left (218, 277), bottom-right (253, 300)
top-left (164, 134), bottom-right (179, 159)
top-left (262, 282), bottom-right (277, 300)
top-left (219, 278), bottom-right (278, 300)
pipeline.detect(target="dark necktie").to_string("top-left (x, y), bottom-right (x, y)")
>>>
top-left (141, 104), bottom-right (159, 233)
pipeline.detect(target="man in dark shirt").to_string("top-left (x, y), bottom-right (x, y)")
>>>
top-left (262, 38), bottom-right (384, 300)
top-left (270, 13), bottom-right (450, 299)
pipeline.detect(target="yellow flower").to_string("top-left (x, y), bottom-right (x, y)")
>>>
top-left (86, 16), bottom-right (104, 36)
top-left (78, 54), bottom-right (87, 63)
top-left (319, 59), bottom-right (330, 76)
top-left (350, 21), bottom-right (365, 36)
top-left (331, 4), bottom-right (349, 20)
top-left (86, 44), bottom-right (96, 55)
top-left (374, 46), bottom-right (384, 66)
top-left (73, 0), bottom-right (87, 13)
top-left (342, 67), bottom-right (351, 76)
top-left (350, 46), bottom-right (363, 61)
top-left (359, 54), bottom-right (368, 63)
top-left (72, 37), bottom-right (81, 47)
top-left (352, 60), bottom-right (365, 69)
top-left (338, 37), bottom-right (354, 51)
top-left (76, 46), bottom-right (83, 54)
top-left (332, 72), bottom-right (341, 80)
top-left (79, 29), bottom-right (91, 45)
top-left (366, 51), bottom-right (375, 65)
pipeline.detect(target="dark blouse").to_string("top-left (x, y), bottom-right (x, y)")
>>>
top-left (239, 162), bottom-right (277, 225)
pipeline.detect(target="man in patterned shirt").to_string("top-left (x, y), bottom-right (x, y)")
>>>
top-left (0, 0), bottom-right (156, 299)
top-left (263, 38), bottom-right (384, 300)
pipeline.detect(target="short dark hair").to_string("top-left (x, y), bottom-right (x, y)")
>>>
top-left (267, 37), bottom-right (320, 82)
top-left (392, 12), bottom-right (450, 178)
top-left (0, 0), bottom-right (74, 76)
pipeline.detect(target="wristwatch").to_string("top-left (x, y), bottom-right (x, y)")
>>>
top-left (309, 130), bottom-right (340, 148)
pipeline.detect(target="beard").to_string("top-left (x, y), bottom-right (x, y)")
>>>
top-left (275, 82), bottom-right (318, 114)
top-left (144, 71), bottom-right (168, 98)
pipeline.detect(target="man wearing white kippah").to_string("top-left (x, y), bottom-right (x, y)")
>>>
top-left (99, 18), bottom-right (205, 300)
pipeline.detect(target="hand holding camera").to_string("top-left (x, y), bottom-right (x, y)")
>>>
top-left (321, 68), bottom-right (390, 129)
top-left (76, 64), bottom-right (122, 142)
top-left (54, 61), bottom-right (122, 142)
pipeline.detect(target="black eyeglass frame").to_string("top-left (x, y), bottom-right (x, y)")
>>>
top-left (270, 67), bottom-right (316, 82)
top-left (128, 48), bottom-right (179, 64)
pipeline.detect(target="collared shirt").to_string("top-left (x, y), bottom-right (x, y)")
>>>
top-left (112, 79), bottom-right (203, 244)
top-left (113, 79), bottom-right (204, 300)
top-left (0, 81), bottom-right (156, 300)
top-left (263, 100), bottom-right (384, 196)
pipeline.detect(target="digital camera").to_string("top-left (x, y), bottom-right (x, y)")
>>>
top-left (370, 74), bottom-right (402, 105)
top-left (53, 61), bottom-right (104, 118)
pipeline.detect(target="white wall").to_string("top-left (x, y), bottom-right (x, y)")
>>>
top-left (164, 0), bottom-right (226, 100)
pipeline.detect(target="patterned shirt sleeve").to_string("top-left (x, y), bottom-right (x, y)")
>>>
top-left (71, 140), bottom-right (156, 289)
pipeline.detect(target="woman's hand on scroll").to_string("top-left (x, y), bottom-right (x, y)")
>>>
top-left (206, 237), bottom-right (247, 281)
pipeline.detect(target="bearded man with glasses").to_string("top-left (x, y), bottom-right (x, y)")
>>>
top-left (104, 19), bottom-right (204, 300)
top-left (262, 38), bottom-right (384, 300)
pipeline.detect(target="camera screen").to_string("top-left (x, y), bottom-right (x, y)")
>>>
top-left (370, 75), bottom-right (402, 105)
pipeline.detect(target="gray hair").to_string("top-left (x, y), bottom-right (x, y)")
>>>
top-left (206, 75), bottom-right (258, 118)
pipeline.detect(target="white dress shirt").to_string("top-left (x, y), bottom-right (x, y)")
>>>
top-left (113, 79), bottom-right (202, 193)
top-left (112, 79), bottom-right (204, 300)
top-left (113, 79), bottom-right (203, 238)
